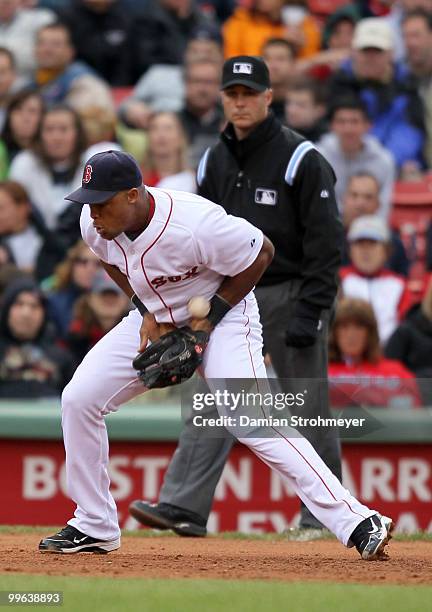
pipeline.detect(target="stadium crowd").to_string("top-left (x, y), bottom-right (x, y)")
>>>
top-left (0, 0), bottom-right (432, 406)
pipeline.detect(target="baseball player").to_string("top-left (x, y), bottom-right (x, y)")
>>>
top-left (39, 151), bottom-right (393, 560)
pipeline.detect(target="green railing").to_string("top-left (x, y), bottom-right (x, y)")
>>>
top-left (0, 400), bottom-right (431, 443)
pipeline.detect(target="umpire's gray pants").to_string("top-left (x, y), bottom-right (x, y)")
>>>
top-left (159, 280), bottom-right (342, 528)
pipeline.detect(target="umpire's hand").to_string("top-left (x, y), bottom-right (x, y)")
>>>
top-left (285, 316), bottom-right (321, 348)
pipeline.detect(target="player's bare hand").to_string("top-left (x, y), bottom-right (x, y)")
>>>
top-left (139, 314), bottom-right (176, 351)
top-left (189, 317), bottom-right (213, 334)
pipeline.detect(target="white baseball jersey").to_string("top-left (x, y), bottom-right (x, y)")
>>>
top-left (80, 187), bottom-right (264, 324)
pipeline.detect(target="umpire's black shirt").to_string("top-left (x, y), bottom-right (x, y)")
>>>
top-left (197, 112), bottom-right (343, 320)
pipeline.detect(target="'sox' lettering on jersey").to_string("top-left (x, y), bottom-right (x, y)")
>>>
top-left (151, 267), bottom-right (200, 289)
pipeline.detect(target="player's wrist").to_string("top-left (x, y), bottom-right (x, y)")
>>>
top-left (131, 293), bottom-right (148, 317)
top-left (207, 294), bottom-right (232, 327)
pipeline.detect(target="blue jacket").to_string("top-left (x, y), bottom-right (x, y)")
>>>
top-left (331, 60), bottom-right (425, 168)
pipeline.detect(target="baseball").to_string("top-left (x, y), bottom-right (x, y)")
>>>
top-left (188, 296), bottom-right (211, 319)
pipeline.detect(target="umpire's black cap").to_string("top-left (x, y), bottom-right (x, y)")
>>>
top-left (221, 56), bottom-right (270, 92)
top-left (65, 150), bottom-right (142, 205)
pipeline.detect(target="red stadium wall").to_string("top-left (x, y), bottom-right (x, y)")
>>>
top-left (1, 440), bottom-right (431, 533)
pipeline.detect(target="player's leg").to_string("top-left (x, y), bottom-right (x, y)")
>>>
top-left (255, 280), bottom-right (342, 528)
top-left (129, 296), bottom-right (264, 534)
top-left (203, 296), bottom-right (392, 555)
top-left (40, 309), bottom-right (145, 553)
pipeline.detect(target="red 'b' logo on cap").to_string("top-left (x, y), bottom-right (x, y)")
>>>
top-left (83, 164), bottom-right (93, 184)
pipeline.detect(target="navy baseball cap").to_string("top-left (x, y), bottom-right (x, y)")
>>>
top-left (221, 56), bottom-right (270, 92)
top-left (65, 150), bottom-right (142, 205)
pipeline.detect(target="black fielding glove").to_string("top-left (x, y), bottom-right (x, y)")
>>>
top-left (133, 327), bottom-right (209, 389)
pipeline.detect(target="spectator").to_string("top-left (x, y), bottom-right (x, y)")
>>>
top-left (0, 0), bottom-right (54, 78)
top-left (262, 37), bottom-right (296, 122)
top-left (0, 179), bottom-right (56, 275)
top-left (9, 104), bottom-right (86, 230)
top-left (196, 0), bottom-right (234, 23)
top-left (386, 275), bottom-right (432, 377)
top-left (341, 173), bottom-right (410, 276)
top-left (66, 270), bottom-right (130, 364)
top-left (46, 240), bottom-right (102, 338)
top-left (119, 24), bottom-right (223, 130)
top-left (330, 17), bottom-right (426, 171)
top-left (129, 0), bottom-right (214, 82)
top-left (317, 97), bottom-right (396, 219)
top-left (223, 0), bottom-right (320, 60)
top-left (296, 4), bottom-right (360, 79)
top-left (0, 277), bottom-right (74, 398)
top-left (33, 21), bottom-right (114, 113)
top-left (322, 4), bottom-right (360, 51)
top-left (78, 105), bottom-right (118, 156)
top-left (185, 22), bottom-right (223, 63)
top-left (0, 239), bottom-right (12, 266)
top-left (0, 47), bottom-right (27, 130)
top-left (0, 89), bottom-right (44, 178)
top-left (402, 9), bottom-right (432, 168)
top-left (178, 57), bottom-right (223, 168)
top-left (328, 297), bottom-right (421, 408)
top-left (141, 112), bottom-right (196, 192)
top-left (0, 261), bottom-right (29, 301)
top-left (340, 215), bottom-right (413, 343)
top-left (383, 0), bottom-right (432, 62)
top-left (56, 0), bottom-right (132, 86)
top-left (284, 77), bottom-right (327, 142)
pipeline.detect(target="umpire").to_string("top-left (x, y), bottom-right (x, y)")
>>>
top-left (130, 56), bottom-right (344, 534)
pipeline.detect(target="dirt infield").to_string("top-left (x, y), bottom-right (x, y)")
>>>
top-left (0, 533), bottom-right (431, 585)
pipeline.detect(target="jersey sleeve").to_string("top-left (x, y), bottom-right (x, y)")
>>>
top-left (79, 206), bottom-right (109, 263)
top-left (195, 202), bottom-right (264, 277)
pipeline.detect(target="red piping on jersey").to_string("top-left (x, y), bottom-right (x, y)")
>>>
top-left (140, 190), bottom-right (176, 325)
top-left (243, 299), bottom-right (259, 387)
top-left (242, 298), bottom-right (367, 520)
top-left (147, 192), bottom-right (156, 224)
top-left (113, 239), bottom-right (129, 278)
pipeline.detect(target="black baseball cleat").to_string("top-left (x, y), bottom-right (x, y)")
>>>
top-left (129, 501), bottom-right (207, 537)
top-left (349, 514), bottom-right (394, 560)
top-left (39, 525), bottom-right (120, 554)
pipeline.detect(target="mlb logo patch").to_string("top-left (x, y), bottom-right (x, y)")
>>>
top-left (233, 62), bottom-right (252, 75)
top-left (255, 189), bottom-right (277, 205)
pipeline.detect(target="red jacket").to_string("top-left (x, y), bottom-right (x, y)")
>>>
top-left (328, 359), bottom-right (422, 408)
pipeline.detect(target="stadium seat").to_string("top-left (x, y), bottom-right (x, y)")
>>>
top-left (308, 0), bottom-right (348, 18)
top-left (391, 173), bottom-right (432, 227)
top-left (391, 174), bottom-right (432, 299)
top-left (111, 87), bottom-right (133, 109)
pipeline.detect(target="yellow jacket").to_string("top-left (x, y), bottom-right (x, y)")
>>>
top-left (223, 8), bottom-right (321, 60)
